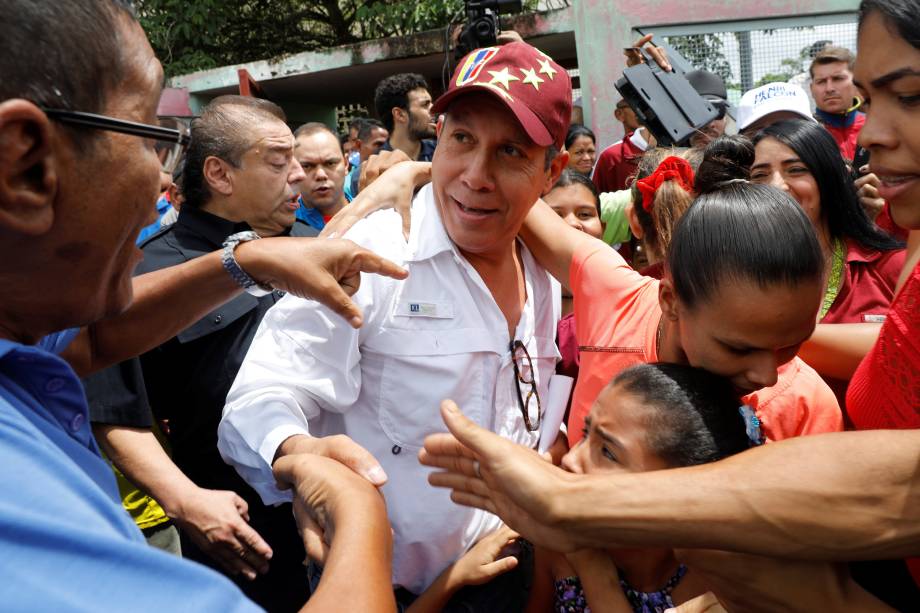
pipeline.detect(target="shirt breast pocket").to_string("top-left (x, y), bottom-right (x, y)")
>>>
top-left (371, 328), bottom-right (498, 451)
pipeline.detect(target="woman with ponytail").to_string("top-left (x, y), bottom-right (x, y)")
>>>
top-left (626, 149), bottom-right (701, 278)
top-left (520, 136), bottom-right (843, 446)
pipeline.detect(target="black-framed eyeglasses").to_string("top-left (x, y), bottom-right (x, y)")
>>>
top-left (510, 340), bottom-right (542, 432)
top-left (41, 108), bottom-right (190, 174)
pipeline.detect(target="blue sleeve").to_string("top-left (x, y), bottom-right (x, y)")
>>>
top-left (0, 399), bottom-right (264, 612)
top-left (37, 328), bottom-right (80, 355)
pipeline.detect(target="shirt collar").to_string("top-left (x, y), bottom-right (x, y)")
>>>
top-left (844, 237), bottom-right (886, 264)
top-left (629, 128), bottom-right (651, 151)
top-left (815, 102), bottom-right (864, 128)
top-left (176, 206), bottom-right (251, 248)
top-left (405, 184), bottom-right (457, 263)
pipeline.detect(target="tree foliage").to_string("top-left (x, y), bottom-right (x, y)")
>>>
top-left (665, 34), bottom-right (733, 84)
top-left (138, 0), bottom-right (538, 78)
top-left (754, 38), bottom-right (823, 88)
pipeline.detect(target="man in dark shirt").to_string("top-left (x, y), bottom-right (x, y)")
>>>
top-left (374, 73), bottom-right (437, 163)
top-left (101, 94), bottom-right (319, 612)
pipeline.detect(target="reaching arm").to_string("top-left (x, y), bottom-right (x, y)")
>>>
top-left (421, 401), bottom-right (920, 561)
top-left (407, 526), bottom-right (519, 613)
top-left (797, 323), bottom-right (882, 380)
top-left (564, 550), bottom-right (632, 613)
top-left (93, 425), bottom-right (272, 580)
top-left (519, 199), bottom-right (598, 290)
top-left (61, 238), bottom-right (407, 377)
top-left (321, 157), bottom-right (431, 240)
top-left (273, 455), bottom-right (395, 613)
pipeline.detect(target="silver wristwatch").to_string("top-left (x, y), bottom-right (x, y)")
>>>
top-left (221, 231), bottom-right (273, 297)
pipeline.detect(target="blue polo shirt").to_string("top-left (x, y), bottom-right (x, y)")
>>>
top-left (295, 199), bottom-right (328, 231)
top-left (137, 194), bottom-right (174, 245)
top-left (0, 332), bottom-right (260, 611)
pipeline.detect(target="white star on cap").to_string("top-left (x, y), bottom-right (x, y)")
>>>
top-left (537, 58), bottom-right (557, 80)
top-left (488, 67), bottom-right (520, 91)
top-left (520, 67), bottom-right (544, 90)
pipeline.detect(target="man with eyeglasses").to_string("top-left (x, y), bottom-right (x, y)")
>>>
top-left (219, 41), bottom-right (571, 609)
top-left (84, 95), bottom-right (335, 610)
top-left (0, 1), bottom-right (407, 610)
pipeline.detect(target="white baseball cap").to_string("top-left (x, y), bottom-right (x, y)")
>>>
top-left (736, 82), bottom-right (816, 131)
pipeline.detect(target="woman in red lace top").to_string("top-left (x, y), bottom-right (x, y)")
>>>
top-left (846, 0), bottom-right (920, 590)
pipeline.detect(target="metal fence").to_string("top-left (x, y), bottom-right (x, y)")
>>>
top-left (638, 12), bottom-right (858, 108)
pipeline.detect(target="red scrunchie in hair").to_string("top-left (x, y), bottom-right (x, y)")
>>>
top-left (635, 156), bottom-right (695, 212)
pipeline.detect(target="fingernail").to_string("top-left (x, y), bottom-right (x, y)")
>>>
top-left (244, 570), bottom-right (257, 580)
top-left (444, 402), bottom-right (457, 414)
top-left (350, 315), bottom-right (363, 327)
top-left (367, 465), bottom-right (387, 484)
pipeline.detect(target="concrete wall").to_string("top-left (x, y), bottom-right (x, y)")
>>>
top-left (167, 1), bottom-right (861, 144)
top-left (167, 8), bottom-right (576, 126)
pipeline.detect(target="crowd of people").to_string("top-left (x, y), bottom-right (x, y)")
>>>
top-left (1, 0), bottom-right (918, 611)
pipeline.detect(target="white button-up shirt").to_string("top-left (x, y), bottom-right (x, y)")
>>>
top-left (218, 185), bottom-right (560, 594)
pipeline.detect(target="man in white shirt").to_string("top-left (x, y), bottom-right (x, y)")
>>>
top-left (219, 41), bottom-right (571, 604)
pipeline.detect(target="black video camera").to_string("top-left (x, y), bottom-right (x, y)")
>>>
top-left (454, 0), bottom-right (523, 60)
top-left (615, 41), bottom-right (720, 147)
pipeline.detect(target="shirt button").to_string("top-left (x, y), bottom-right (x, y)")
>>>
top-left (213, 315), bottom-right (222, 324)
top-left (70, 412), bottom-right (85, 432)
top-left (391, 445), bottom-right (402, 455)
top-left (45, 378), bottom-right (65, 393)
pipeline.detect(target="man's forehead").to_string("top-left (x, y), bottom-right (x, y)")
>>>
top-left (251, 124), bottom-right (295, 155)
top-left (410, 88), bottom-right (432, 102)
top-left (446, 96), bottom-right (533, 145)
top-left (255, 126), bottom-right (294, 148)
top-left (295, 134), bottom-right (343, 160)
top-left (813, 62), bottom-right (851, 76)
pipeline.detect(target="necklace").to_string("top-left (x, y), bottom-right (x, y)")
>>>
top-left (819, 238), bottom-right (846, 320)
top-left (619, 564), bottom-right (687, 613)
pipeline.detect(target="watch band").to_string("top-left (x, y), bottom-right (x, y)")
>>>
top-left (221, 231), bottom-right (273, 297)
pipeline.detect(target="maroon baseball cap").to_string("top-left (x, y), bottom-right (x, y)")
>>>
top-left (431, 42), bottom-right (572, 149)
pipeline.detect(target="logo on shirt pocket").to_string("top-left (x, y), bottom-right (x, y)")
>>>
top-left (398, 300), bottom-right (455, 319)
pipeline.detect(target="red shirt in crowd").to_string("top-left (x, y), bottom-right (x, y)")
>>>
top-left (815, 109), bottom-right (866, 161)
top-left (819, 239), bottom-right (906, 409)
top-left (876, 202), bottom-right (909, 241)
top-left (847, 259), bottom-right (920, 587)
top-left (567, 240), bottom-right (843, 447)
top-left (592, 132), bottom-right (644, 194)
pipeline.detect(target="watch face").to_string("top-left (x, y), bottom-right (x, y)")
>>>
top-left (225, 230), bottom-right (260, 245)
top-left (222, 232), bottom-right (268, 294)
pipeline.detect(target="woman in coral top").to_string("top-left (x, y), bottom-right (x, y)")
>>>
top-left (521, 137), bottom-right (844, 446)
